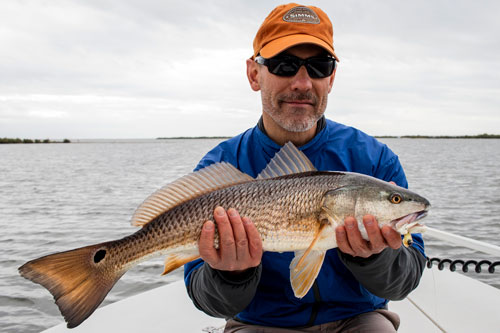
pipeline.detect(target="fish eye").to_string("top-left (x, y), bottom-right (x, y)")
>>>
top-left (390, 193), bottom-right (402, 204)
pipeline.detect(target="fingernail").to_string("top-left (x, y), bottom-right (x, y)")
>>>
top-left (365, 217), bottom-right (374, 226)
top-left (346, 220), bottom-right (355, 229)
top-left (228, 209), bottom-right (237, 217)
top-left (204, 221), bottom-right (214, 230)
top-left (215, 207), bottom-right (225, 216)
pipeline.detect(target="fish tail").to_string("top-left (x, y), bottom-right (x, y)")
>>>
top-left (18, 242), bottom-right (125, 328)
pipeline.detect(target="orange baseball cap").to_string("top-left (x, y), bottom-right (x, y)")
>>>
top-left (252, 3), bottom-right (339, 61)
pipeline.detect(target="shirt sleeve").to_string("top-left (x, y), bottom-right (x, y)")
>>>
top-left (338, 246), bottom-right (427, 300)
top-left (186, 260), bottom-right (262, 318)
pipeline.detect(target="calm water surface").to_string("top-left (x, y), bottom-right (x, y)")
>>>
top-left (1, 138), bottom-right (499, 332)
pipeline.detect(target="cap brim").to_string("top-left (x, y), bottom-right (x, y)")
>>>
top-left (258, 34), bottom-right (338, 61)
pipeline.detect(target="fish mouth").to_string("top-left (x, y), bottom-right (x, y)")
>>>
top-left (391, 210), bottom-right (428, 234)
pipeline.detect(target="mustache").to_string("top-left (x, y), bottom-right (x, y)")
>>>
top-left (279, 92), bottom-right (317, 105)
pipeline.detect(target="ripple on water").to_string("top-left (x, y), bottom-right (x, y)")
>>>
top-left (0, 295), bottom-right (35, 307)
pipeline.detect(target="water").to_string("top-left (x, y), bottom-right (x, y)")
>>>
top-left (1, 138), bottom-right (499, 332)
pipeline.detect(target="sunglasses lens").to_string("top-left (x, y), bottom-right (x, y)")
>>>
top-left (306, 58), bottom-right (335, 78)
top-left (268, 58), bottom-right (300, 77)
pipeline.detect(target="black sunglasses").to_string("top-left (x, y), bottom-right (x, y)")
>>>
top-left (255, 54), bottom-right (336, 79)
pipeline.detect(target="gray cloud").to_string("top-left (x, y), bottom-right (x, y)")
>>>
top-left (1, 0), bottom-right (499, 138)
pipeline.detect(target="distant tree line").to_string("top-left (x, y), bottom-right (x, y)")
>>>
top-left (156, 136), bottom-right (231, 140)
top-left (0, 138), bottom-right (71, 144)
top-left (376, 133), bottom-right (500, 139)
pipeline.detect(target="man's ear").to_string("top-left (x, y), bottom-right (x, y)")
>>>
top-left (246, 58), bottom-right (261, 91)
top-left (328, 66), bottom-right (337, 93)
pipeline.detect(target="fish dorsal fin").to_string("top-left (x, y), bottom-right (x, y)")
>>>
top-left (131, 162), bottom-right (253, 227)
top-left (257, 142), bottom-right (317, 179)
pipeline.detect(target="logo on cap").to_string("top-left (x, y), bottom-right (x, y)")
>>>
top-left (283, 6), bottom-right (320, 24)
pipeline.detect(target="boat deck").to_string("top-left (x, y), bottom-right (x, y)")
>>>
top-left (44, 266), bottom-right (500, 332)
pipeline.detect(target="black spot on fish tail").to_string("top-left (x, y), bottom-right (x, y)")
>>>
top-left (93, 249), bottom-right (107, 264)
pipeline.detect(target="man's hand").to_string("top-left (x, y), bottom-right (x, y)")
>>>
top-left (335, 215), bottom-right (402, 258)
top-left (199, 206), bottom-right (263, 275)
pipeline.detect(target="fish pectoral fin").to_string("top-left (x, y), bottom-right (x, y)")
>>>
top-left (293, 222), bottom-right (326, 270)
top-left (162, 252), bottom-right (200, 276)
top-left (289, 222), bottom-right (328, 298)
top-left (289, 249), bottom-right (326, 299)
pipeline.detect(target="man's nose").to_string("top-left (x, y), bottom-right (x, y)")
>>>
top-left (290, 66), bottom-right (313, 91)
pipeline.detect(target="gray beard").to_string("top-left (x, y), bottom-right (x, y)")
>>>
top-left (264, 109), bottom-right (323, 133)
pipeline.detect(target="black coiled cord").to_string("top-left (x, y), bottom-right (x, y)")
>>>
top-left (427, 257), bottom-right (500, 273)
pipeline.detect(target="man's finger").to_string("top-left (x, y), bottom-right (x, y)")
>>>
top-left (382, 226), bottom-right (402, 249)
top-left (344, 217), bottom-right (370, 257)
top-left (335, 225), bottom-right (354, 256)
top-left (199, 220), bottom-right (219, 266)
top-left (213, 207), bottom-right (237, 267)
top-left (242, 217), bottom-right (263, 265)
top-left (363, 215), bottom-right (386, 253)
top-left (227, 208), bottom-right (250, 263)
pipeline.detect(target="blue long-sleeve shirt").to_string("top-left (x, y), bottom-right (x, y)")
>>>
top-left (184, 118), bottom-right (426, 327)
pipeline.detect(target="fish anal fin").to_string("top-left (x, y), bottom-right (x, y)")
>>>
top-left (132, 163), bottom-right (253, 227)
top-left (257, 142), bottom-right (316, 179)
top-left (289, 249), bottom-right (326, 298)
top-left (162, 252), bottom-right (200, 275)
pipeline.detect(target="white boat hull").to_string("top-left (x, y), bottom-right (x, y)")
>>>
top-left (44, 266), bottom-right (500, 333)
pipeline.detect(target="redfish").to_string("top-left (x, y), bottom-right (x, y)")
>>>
top-left (19, 142), bottom-right (430, 328)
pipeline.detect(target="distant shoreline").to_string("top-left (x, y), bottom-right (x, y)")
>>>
top-left (376, 134), bottom-right (500, 139)
top-left (156, 136), bottom-right (231, 140)
top-left (0, 138), bottom-right (71, 144)
top-left (2, 134), bottom-right (499, 144)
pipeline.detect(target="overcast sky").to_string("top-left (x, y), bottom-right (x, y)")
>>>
top-left (1, 0), bottom-right (499, 139)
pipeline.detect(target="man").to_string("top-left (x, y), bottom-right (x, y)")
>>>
top-left (184, 3), bottom-right (426, 332)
